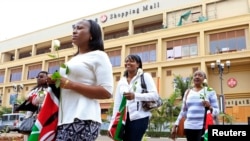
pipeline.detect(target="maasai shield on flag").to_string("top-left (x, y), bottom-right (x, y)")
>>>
top-left (203, 110), bottom-right (214, 141)
top-left (28, 85), bottom-right (60, 141)
top-left (108, 96), bottom-right (127, 141)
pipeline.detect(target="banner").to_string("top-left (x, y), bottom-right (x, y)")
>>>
top-left (9, 93), bottom-right (18, 105)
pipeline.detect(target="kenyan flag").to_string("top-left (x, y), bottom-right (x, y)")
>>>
top-left (203, 110), bottom-right (213, 141)
top-left (108, 96), bottom-right (127, 141)
top-left (28, 85), bottom-right (60, 141)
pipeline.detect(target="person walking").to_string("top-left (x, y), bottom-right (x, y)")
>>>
top-left (171, 70), bottom-right (219, 141)
top-left (47, 19), bottom-right (114, 141)
top-left (15, 71), bottom-right (49, 138)
top-left (110, 54), bottom-right (159, 141)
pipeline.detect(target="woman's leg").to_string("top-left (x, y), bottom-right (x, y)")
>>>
top-left (185, 129), bottom-right (203, 141)
top-left (123, 113), bottom-right (149, 141)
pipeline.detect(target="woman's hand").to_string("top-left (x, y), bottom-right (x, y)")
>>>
top-left (47, 74), bottom-right (56, 84)
top-left (170, 125), bottom-right (177, 140)
top-left (202, 100), bottom-right (211, 108)
top-left (202, 100), bottom-right (213, 112)
top-left (123, 92), bottom-right (135, 100)
top-left (47, 75), bottom-right (71, 89)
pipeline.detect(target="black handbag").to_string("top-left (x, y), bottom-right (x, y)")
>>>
top-left (141, 73), bottom-right (163, 111)
top-left (19, 114), bottom-right (36, 134)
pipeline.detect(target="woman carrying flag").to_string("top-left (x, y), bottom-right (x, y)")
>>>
top-left (109, 54), bottom-right (159, 141)
top-left (171, 70), bottom-right (219, 141)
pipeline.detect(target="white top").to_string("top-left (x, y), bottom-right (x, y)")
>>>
top-left (110, 72), bottom-right (159, 125)
top-left (58, 50), bottom-right (113, 125)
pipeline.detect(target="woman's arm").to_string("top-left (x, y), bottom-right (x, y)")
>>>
top-left (133, 73), bottom-right (159, 101)
top-left (209, 90), bottom-right (220, 116)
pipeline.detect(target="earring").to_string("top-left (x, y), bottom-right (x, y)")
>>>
top-left (90, 37), bottom-right (92, 40)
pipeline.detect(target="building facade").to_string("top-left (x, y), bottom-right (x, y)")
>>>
top-left (0, 0), bottom-right (250, 123)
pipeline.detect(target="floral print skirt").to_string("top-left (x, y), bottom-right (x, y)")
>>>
top-left (55, 118), bottom-right (100, 141)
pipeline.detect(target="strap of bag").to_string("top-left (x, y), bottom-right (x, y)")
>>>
top-left (140, 73), bottom-right (147, 92)
top-left (183, 89), bottom-right (190, 111)
top-left (139, 73), bottom-right (147, 110)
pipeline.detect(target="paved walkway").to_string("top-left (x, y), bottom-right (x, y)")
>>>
top-left (3, 132), bottom-right (187, 141)
top-left (96, 135), bottom-right (187, 141)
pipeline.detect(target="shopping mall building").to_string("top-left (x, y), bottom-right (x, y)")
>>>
top-left (0, 0), bottom-right (249, 123)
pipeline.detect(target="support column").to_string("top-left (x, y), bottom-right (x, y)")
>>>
top-left (128, 20), bottom-right (134, 35)
top-left (199, 30), bottom-right (205, 56)
top-left (162, 12), bottom-right (167, 28)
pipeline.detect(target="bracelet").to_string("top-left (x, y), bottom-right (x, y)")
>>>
top-left (63, 79), bottom-right (69, 87)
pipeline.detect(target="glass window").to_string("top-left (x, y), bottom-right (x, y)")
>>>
top-left (2, 116), bottom-right (8, 121)
top-left (48, 60), bottom-right (64, 74)
top-left (0, 71), bottom-right (4, 83)
top-left (166, 37), bottom-right (198, 60)
top-left (36, 46), bottom-right (51, 55)
top-left (134, 22), bottom-right (162, 34)
top-left (28, 69), bottom-right (41, 79)
top-left (107, 50), bottom-right (121, 67)
top-left (130, 44), bottom-right (156, 63)
top-left (48, 66), bottom-right (59, 74)
top-left (114, 56), bottom-right (121, 66)
top-left (149, 50), bottom-right (156, 62)
top-left (59, 42), bottom-right (73, 50)
top-left (190, 44), bottom-right (198, 56)
top-left (209, 29), bottom-right (246, 54)
top-left (27, 64), bottom-right (42, 79)
top-left (10, 68), bottom-right (22, 82)
top-left (104, 29), bottom-right (128, 40)
top-left (10, 115), bottom-right (18, 120)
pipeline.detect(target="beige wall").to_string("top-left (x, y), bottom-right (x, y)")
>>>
top-left (208, 64), bottom-right (250, 96)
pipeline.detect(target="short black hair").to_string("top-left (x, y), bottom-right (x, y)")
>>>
top-left (123, 54), bottom-right (143, 77)
top-left (37, 71), bottom-right (48, 77)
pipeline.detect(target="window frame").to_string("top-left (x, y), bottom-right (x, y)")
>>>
top-left (166, 37), bottom-right (198, 60)
top-left (10, 68), bottom-right (22, 82)
top-left (27, 64), bottom-right (42, 80)
top-left (48, 60), bottom-right (65, 74)
top-left (106, 49), bottom-right (121, 67)
top-left (209, 29), bottom-right (246, 54)
top-left (130, 43), bottom-right (156, 63)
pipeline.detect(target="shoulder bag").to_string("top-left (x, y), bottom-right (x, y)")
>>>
top-left (176, 89), bottom-right (190, 137)
top-left (141, 73), bottom-right (163, 111)
top-left (19, 113), bottom-right (37, 134)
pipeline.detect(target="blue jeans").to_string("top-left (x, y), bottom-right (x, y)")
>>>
top-left (123, 112), bottom-right (149, 141)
